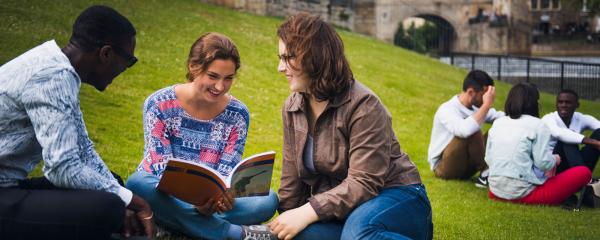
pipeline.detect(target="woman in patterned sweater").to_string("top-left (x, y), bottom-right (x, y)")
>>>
top-left (126, 33), bottom-right (278, 240)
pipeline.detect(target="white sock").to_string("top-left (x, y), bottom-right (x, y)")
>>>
top-left (481, 169), bottom-right (489, 177)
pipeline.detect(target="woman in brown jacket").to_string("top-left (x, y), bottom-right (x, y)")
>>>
top-left (268, 13), bottom-right (433, 240)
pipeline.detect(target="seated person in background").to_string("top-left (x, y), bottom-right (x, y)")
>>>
top-left (541, 89), bottom-right (600, 174)
top-left (0, 5), bottom-right (154, 239)
top-left (428, 70), bottom-right (504, 187)
top-left (486, 83), bottom-right (591, 205)
top-left (125, 32), bottom-right (278, 240)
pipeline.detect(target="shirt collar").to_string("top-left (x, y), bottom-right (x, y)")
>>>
top-left (285, 80), bottom-right (354, 112)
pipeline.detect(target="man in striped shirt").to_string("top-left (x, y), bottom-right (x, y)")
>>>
top-left (0, 5), bottom-right (154, 239)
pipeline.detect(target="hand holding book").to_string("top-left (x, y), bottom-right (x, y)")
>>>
top-left (194, 191), bottom-right (234, 216)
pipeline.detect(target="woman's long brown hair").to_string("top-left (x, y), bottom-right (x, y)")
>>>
top-left (277, 13), bottom-right (353, 101)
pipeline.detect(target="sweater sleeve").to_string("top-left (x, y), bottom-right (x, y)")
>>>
top-left (140, 97), bottom-right (173, 176)
top-left (541, 114), bottom-right (584, 144)
top-left (438, 107), bottom-right (481, 138)
top-left (485, 108), bottom-right (505, 122)
top-left (581, 114), bottom-right (600, 132)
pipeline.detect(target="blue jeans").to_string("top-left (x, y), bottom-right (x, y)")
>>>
top-left (294, 184), bottom-right (433, 240)
top-left (126, 171), bottom-right (278, 240)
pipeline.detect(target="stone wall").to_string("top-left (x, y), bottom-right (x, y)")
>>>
top-left (201, 0), bottom-right (373, 33)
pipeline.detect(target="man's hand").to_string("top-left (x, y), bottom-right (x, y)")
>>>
top-left (473, 86), bottom-right (496, 125)
top-left (583, 137), bottom-right (600, 151)
top-left (122, 209), bottom-right (142, 238)
top-left (127, 194), bottom-right (155, 238)
top-left (269, 203), bottom-right (318, 240)
top-left (482, 86), bottom-right (496, 108)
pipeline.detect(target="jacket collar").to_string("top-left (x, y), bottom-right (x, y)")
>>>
top-left (285, 80), bottom-right (355, 112)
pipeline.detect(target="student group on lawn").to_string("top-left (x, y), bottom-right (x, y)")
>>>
top-left (0, 5), bottom-right (599, 240)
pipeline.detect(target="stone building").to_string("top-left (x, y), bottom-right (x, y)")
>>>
top-left (202, 0), bottom-right (598, 55)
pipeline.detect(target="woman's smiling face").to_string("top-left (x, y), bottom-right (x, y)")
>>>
top-left (191, 59), bottom-right (236, 103)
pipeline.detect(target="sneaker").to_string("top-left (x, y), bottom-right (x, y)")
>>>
top-left (475, 175), bottom-right (488, 188)
top-left (582, 181), bottom-right (600, 208)
top-left (242, 225), bottom-right (278, 240)
top-left (561, 194), bottom-right (579, 210)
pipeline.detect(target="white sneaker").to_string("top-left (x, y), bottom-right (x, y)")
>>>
top-left (242, 225), bottom-right (278, 240)
top-left (475, 175), bottom-right (488, 188)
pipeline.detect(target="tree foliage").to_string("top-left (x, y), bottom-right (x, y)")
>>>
top-left (394, 20), bottom-right (439, 55)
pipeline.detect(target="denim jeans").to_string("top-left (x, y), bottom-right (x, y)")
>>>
top-left (126, 171), bottom-right (278, 240)
top-left (294, 184), bottom-right (433, 240)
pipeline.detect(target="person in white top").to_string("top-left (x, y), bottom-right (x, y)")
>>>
top-left (428, 70), bottom-right (504, 187)
top-left (541, 89), bottom-right (600, 174)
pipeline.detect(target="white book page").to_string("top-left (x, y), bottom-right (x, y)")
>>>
top-left (225, 151), bottom-right (276, 185)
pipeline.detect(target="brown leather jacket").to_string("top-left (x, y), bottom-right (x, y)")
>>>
top-left (278, 80), bottom-right (422, 221)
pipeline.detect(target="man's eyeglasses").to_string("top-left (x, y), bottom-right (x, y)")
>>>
top-left (111, 45), bottom-right (138, 68)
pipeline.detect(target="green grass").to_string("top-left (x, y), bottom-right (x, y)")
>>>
top-left (2, 1), bottom-right (600, 239)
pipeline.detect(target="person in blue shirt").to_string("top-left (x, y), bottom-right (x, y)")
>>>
top-left (0, 5), bottom-right (154, 239)
top-left (485, 83), bottom-right (591, 205)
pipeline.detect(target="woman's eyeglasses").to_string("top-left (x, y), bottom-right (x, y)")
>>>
top-left (277, 54), bottom-right (295, 62)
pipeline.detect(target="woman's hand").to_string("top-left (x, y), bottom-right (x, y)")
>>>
top-left (195, 192), bottom-right (235, 216)
top-left (215, 191), bottom-right (235, 213)
top-left (269, 203), bottom-right (319, 240)
top-left (545, 154), bottom-right (562, 178)
top-left (195, 197), bottom-right (218, 216)
top-left (553, 154), bottom-right (561, 166)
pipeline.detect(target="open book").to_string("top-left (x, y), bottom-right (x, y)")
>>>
top-left (156, 151), bottom-right (275, 206)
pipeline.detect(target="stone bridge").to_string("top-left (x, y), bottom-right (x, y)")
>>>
top-left (203, 0), bottom-right (533, 55)
top-left (374, 0), bottom-right (532, 55)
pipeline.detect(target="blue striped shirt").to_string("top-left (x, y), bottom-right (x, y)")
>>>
top-left (0, 40), bottom-right (132, 204)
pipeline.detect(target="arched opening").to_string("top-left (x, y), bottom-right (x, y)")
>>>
top-left (394, 14), bottom-right (456, 56)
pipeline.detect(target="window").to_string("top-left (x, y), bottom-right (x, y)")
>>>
top-left (531, 0), bottom-right (560, 10)
top-left (541, 0), bottom-right (551, 9)
top-left (552, 0), bottom-right (560, 9)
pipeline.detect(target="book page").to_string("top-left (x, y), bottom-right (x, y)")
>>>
top-left (228, 151), bottom-right (275, 197)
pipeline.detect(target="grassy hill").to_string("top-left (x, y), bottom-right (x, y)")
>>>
top-left (2, 0), bottom-right (600, 239)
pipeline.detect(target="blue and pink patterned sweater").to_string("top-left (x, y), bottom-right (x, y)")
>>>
top-left (137, 85), bottom-right (249, 177)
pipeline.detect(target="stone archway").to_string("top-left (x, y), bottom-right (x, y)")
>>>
top-left (396, 14), bottom-right (457, 56)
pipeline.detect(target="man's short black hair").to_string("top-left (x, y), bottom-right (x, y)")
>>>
top-left (462, 70), bottom-right (494, 92)
top-left (558, 89), bottom-right (579, 102)
top-left (70, 5), bottom-right (136, 52)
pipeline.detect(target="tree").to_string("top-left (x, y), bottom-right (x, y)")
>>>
top-left (587, 0), bottom-right (600, 14)
top-left (394, 20), bottom-right (440, 55)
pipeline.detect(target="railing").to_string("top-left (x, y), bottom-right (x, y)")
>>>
top-left (441, 52), bottom-right (600, 101)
